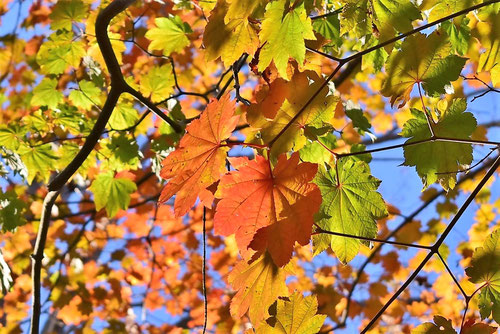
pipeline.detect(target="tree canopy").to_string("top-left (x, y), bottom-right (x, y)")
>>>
top-left (0, 0), bottom-right (500, 333)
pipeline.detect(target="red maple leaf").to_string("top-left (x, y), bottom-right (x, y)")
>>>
top-left (214, 152), bottom-right (321, 266)
top-left (159, 94), bottom-right (239, 216)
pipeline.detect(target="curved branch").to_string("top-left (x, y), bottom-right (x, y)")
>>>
top-left (31, 1), bottom-right (140, 333)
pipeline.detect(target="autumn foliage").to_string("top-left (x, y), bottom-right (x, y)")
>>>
top-left (0, 0), bottom-right (500, 333)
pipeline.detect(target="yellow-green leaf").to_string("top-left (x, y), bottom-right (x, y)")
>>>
top-left (229, 252), bottom-right (288, 324)
top-left (203, 2), bottom-right (259, 67)
top-left (49, 0), bottom-right (88, 31)
top-left (257, 292), bottom-right (326, 334)
top-left (258, 0), bottom-right (316, 80)
top-left (89, 171), bottom-right (137, 217)
top-left (381, 31), bottom-right (467, 108)
top-left (313, 158), bottom-right (388, 264)
top-left (401, 99), bottom-right (477, 190)
top-left (69, 80), bottom-right (101, 110)
top-left (466, 229), bottom-right (500, 324)
top-left (139, 64), bottom-right (175, 103)
top-left (31, 78), bottom-right (64, 109)
top-left (17, 143), bottom-right (59, 184)
top-left (145, 16), bottom-right (192, 57)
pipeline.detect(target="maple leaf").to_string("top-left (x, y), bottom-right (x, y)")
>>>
top-left (36, 31), bottom-right (85, 75)
top-left (49, 0), bottom-right (88, 31)
top-left (257, 292), bottom-right (326, 334)
top-left (412, 315), bottom-right (497, 333)
top-left (203, 1), bottom-right (259, 67)
top-left (0, 189), bottom-right (27, 232)
top-left (90, 172), bottom-right (137, 217)
top-left (228, 252), bottom-right (288, 324)
top-left (412, 315), bottom-right (456, 333)
top-left (224, 0), bottom-right (266, 22)
top-left (465, 229), bottom-right (500, 324)
top-left (341, 0), bottom-right (421, 42)
top-left (139, 64), bottom-right (175, 103)
top-left (145, 16), bottom-right (192, 57)
top-left (475, 12), bottom-right (500, 86)
top-left (313, 158), bottom-right (388, 264)
top-left (68, 80), bottom-right (101, 110)
top-left (381, 31), bottom-right (467, 107)
top-left (247, 71), bottom-right (339, 158)
top-left (31, 77), bottom-right (64, 109)
top-left (257, 0), bottom-right (316, 80)
top-left (17, 143), bottom-right (59, 184)
top-left (214, 152), bottom-right (321, 266)
top-left (159, 94), bottom-right (239, 216)
top-left (401, 99), bottom-right (477, 190)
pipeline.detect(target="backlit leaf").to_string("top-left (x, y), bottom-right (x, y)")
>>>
top-left (17, 143), bottom-right (59, 184)
top-left (401, 99), bottom-right (477, 190)
top-left (214, 152), bottom-right (321, 266)
top-left (228, 252), bottom-right (288, 324)
top-left (90, 172), bottom-right (137, 217)
top-left (258, 0), bottom-right (316, 80)
top-left (203, 1), bottom-right (259, 67)
top-left (49, 0), bottom-right (88, 31)
top-left (31, 78), bottom-right (64, 109)
top-left (145, 16), bottom-right (192, 57)
top-left (257, 292), bottom-right (326, 334)
top-left (381, 31), bottom-right (467, 107)
top-left (159, 94), bottom-right (239, 216)
top-left (313, 158), bottom-right (388, 264)
top-left (465, 229), bottom-right (500, 324)
top-left (139, 64), bottom-right (175, 103)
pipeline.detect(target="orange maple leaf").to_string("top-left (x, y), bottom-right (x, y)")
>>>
top-left (159, 94), bottom-right (239, 216)
top-left (214, 152), bottom-right (321, 266)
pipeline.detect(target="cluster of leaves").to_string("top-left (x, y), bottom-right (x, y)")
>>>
top-left (0, 0), bottom-right (500, 333)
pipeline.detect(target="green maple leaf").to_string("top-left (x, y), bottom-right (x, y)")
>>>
top-left (69, 80), bottom-right (101, 110)
top-left (0, 189), bottom-right (27, 232)
top-left (381, 31), bottom-right (467, 108)
top-left (37, 31), bottom-right (85, 74)
top-left (109, 100), bottom-right (139, 130)
top-left (49, 0), bottom-right (88, 31)
top-left (441, 19), bottom-right (470, 56)
top-left (465, 229), bottom-right (500, 324)
top-left (313, 14), bottom-right (342, 49)
top-left (313, 158), bottom-right (387, 264)
top-left (100, 134), bottom-right (142, 172)
top-left (258, 0), bottom-right (316, 80)
top-left (257, 292), bottom-right (326, 334)
top-left (31, 78), bottom-right (64, 109)
top-left (17, 143), bottom-right (59, 184)
top-left (345, 106), bottom-right (372, 133)
top-left (89, 172), bottom-right (137, 217)
top-left (145, 16), bottom-right (192, 56)
top-left (340, 0), bottom-right (421, 42)
top-left (139, 64), bottom-right (175, 103)
top-left (401, 99), bottom-right (477, 190)
top-left (0, 125), bottom-right (24, 150)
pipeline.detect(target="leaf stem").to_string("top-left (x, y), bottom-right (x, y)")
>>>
top-left (418, 82), bottom-right (436, 137)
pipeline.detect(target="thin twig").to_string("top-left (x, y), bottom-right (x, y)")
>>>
top-left (361, 155), bottom-right (500, 332)
top-left (202, 207), bottom-right (208, 334)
